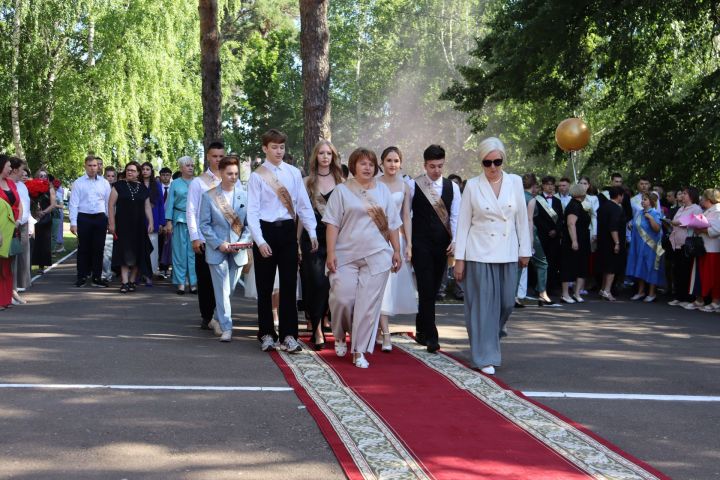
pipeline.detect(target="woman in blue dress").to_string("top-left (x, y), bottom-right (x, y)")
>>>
top-left (164, 156), bottom-right (196, 294)
top-left (626, 192), bottom-right (665, 302)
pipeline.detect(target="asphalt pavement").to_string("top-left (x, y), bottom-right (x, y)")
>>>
top-left (1, 256), bottom-right (718, 479)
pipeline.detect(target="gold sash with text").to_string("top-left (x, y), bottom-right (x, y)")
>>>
top-left (415, 174), bottom-right (452, 236)
top-left (344, 179), bottom-right (390, 241)
top-left (535, 195), bottom-right (559, 222)
top-left (255, 165), bottom-right (295, 218)
top-left (210, 187), bottom-right (243, 237)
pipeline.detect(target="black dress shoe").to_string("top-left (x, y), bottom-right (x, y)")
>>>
top-left (426, 341), bottom-right (440, 353)
top-left (499, 327), bottom-right (508, 339)
top-left (514, 301), bottom-right (525, 308)
top-left (538, 298), bottom-right (561, 307)
top-left (200, 320), bottom-right (212, 330)
top-left (415, 332), bottom-right (427, 346)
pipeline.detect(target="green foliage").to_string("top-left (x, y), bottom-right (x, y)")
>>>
top-left (444, 0), bottom-right (720, 188)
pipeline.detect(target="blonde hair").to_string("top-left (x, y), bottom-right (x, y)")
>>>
top-left (701, 188), bottom-right (720, 204)
top-left (306, 140), bottom-right (343, 206)
top-left (569, 184), bottom-right (586, 198)
top-left (477, 137), bottom-right (506, 162)
top-left (177, 156), bottom-right (194, 168)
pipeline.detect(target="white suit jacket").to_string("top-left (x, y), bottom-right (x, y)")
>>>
top-left (455, 173), bottom-right (532, 263)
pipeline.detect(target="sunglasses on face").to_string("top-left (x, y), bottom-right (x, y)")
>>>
top-left (482, 159), bottom-right (503, 168)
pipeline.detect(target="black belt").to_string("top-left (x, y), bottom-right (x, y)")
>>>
top-left (260, 219), bottom-right (295, 228)
top-left (78, 212), bottom-right (107, 217)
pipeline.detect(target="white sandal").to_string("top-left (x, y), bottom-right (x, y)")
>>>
top-left (353, 353), bottom-right (369, 368)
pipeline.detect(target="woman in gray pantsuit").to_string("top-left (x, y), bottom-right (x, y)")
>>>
top-left (454, 137), bottom-right (531, 375)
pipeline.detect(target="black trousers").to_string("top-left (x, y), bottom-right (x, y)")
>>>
top-left (412, 241), bottom-right (448, 343)
top-left (195, 249), bottom-right (216, 322)
top-left (77, 213), bottom-right (108, 280)
top-left (254, 220), bottom-right (299, 341)
top-left (672, 248), bottom-right (695, 303)
top-left (539, 233), bottom-right (561, 292)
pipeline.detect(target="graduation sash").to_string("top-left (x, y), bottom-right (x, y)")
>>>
top-left (255, 164), bottom-right (296, 218)
top-left (304, 176), bottom-right (331, 217)
top-left (344, 179), bottom-right (390, 241)
top-left (210, 186), bottom-right (243, 236)
top-left (199, 171), bottom-right (219, 189)
top-left (535, 195), bottom-right (559, 222)
top-left (415, 174), bottom-right (452, 236)
top-left (635, 211), bottom-right (665, 270)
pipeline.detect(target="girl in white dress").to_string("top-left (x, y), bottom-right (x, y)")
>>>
top-left (377, 147), bottom-right (417, 352)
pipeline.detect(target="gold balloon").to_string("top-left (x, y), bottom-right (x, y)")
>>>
top-left (555, 117), bottom-right (591, 152)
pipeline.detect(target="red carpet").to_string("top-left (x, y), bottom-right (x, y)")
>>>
top-left (272, 334), bottom-right (668, 480)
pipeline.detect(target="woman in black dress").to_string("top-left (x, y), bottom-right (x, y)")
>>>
top-left (31, 170), bottom-right (57, 271)
top-left (560, 184), bottom-right (591, 303)
top-left (108, 161), bottom-right (154, 293)
top-left (299, 140), bottom-right (343, 350)
top-left (597, 186), bottom-right (627, 301)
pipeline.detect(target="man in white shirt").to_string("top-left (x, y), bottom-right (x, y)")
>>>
top-left (69, 155), bottom-right (111, 288)
top-left (187, 142), bottom-right (225, 331)
top-left (555, 177), bottom-right (572, 211)
top-left (9, 158), bottom-right (32, 295)
top-left (408, 145), bottom-right (461, 353)
top-left (247, 129), bottom-right (318, 353)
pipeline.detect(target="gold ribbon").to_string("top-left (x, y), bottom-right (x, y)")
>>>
top-left (535, 194), bottom-right (559, 222)
top-left (255, 164), bottom-right (296, 219)
top-left (414, 174), bottom-right (452, 236)
top-left (635, 212), bottom-right (665, 270)
top-left (211, 187), bottom-right (243, 237)
top-left (344, 178), bottom-right (390, 241)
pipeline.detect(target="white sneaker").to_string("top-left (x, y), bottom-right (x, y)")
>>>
top-left (684, 302), bottom-right (702, 310)
top-left (700, 303), bottom-right (720, 313)
top-left (643, 295), bottom-right (656, 303)
top-left (335, 341), bottom-right (347, 357)
top-left (677, 302), bottom-right (689, 308)
top-left (208, 319), bottom-right (222, 336)
top-left (667, 299), bottom-right (681, 306)
top-left (220, 331), bottom-right (232, 342)
top-left (260, 335), bottom-right (276, 351)
top-left (481, 365), bottom-right (495, 375)
top-left (630, 293), bottom-right (646, 301)
top-left (282, 336), bottom-right (302, 353)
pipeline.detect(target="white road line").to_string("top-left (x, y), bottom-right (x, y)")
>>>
top-left (30, 249), bottom-right (78, 284)
top-left (0, 383), bottom-right (293, 392)
top-left (523, 391), bottom-right (720, 402)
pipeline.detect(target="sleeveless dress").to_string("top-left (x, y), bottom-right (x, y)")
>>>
top-left (111, 180), bottom-right (153, 276)
top-left (381, 190), bottom-right (418, 316)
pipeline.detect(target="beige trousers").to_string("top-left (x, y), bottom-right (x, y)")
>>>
top-left (329, 257), bottom-right (390, 355)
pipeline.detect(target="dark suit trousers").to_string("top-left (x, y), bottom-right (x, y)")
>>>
top-left (195, 249), bottom-right (216, 322)
top-left (254, 220), bottom-right (299, 341)
top-left (539, 233), bottom-right (561, 291)
top-left (77, 213), bottom-right (108, 280)
top-left (412, 241), bottom-right (447, 343)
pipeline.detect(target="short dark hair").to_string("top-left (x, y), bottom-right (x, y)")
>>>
top-left (219, 155), bottom-right (240, 170)
top-left (0, 155), bottom-right (10, 172)
top-left (638, 176), bottom-right (650, 182)
top-left (448, 174), bottom-right (463, 184)
top-left (423, 144), bottom-right (445, 162)
top-left (159, 167), bottom-right (172, 175)
top-left (608, 186), bottom-right (624, 199)
top-left (9, 156), bottom-right (24, 170)
top-left (558, 177), bottom-right (571, 183)
top-left (348, 148), bottom-right (379, 176)
top-left (104, 166), bottom-right (116, 174)
top-left (84, 155), bottom-right (96, 164)
top-left (541, 175), bottom-right (556, 185)
top-left (522, 173), bottom-right (537, 189)
top-left (261, 129), bottom-right (287, 146)
top-left (381, 146), bottom-right (403, 162)
top-left (684, 186), bottom-right (700, 204)
top-left (610, 172), bottom-right (622, 180)
top-left (124, 160), bottom-right (142, 173)
top-left (206, 141), bottom-right (225, 152)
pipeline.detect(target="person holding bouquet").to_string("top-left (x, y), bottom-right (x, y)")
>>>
top-left (27, 170), bottom-right (56, 272)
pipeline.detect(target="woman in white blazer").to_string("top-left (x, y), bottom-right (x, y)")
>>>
top-left (454, 137), bottom-right (532, 375)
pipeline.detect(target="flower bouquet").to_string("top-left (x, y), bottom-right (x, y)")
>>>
top-left (678, 213), bottom-right (709, 229)
top-left (25, 178), bottom-right (50, 199)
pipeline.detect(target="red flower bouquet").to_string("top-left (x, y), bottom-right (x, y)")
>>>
top-left (25, 178), bottom-right (50, 199)
top-left (52, 178), bottom-right (61, 190)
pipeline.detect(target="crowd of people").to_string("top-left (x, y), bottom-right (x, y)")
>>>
top-left (2, 131), bottom-right (719, 375)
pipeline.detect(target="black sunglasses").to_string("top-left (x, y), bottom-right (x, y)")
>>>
top-left (482, 159), bottom-right (503, 167)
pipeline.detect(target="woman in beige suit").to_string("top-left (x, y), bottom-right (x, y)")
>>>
top-left (323, 148), bottom-right (402, 369)
top-left (454, 137), bottom-right (531, 375)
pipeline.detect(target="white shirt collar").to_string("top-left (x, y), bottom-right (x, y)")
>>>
top-left (263, 160), bottom-right (284, 171)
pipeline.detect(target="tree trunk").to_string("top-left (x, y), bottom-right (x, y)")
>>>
top-left (300, 0), bottom-right (331, 166)
top-left (199, 0), bottom-right (222, 167)
top-left (10, 0), bottom-right (25, 160)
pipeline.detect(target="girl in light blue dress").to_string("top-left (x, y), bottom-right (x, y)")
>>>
top-left (626, 192), bottom-right (665, 302)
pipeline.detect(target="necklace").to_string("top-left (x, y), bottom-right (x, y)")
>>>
top-left (490, 173), bottom-right (503, 184)
top-left (317, 169), bottom-right (331, 177)
top-left (127, 181), bottom-right (141, 201)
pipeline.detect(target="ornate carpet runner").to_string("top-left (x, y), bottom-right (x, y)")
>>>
top-left (272, 334), bottom-right (668, 480)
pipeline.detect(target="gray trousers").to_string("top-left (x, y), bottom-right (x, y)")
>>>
top-left (13, 223), bottom-right (31, 289)
top-left (463, 261), bottom-right (518, 368)
top-left (329, 258), bottom-right (390, 355)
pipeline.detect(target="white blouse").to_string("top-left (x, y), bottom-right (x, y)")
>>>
top-left (455, 173), bottom-right (532, 263)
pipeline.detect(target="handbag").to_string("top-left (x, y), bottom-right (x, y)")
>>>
top-left (682, 234), bottom-right (705, 258)
top-left (9, 228), bottom-right (23, 256)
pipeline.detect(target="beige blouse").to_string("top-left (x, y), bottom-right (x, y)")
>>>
top-left (322, 181), bottom-right (402, 274)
